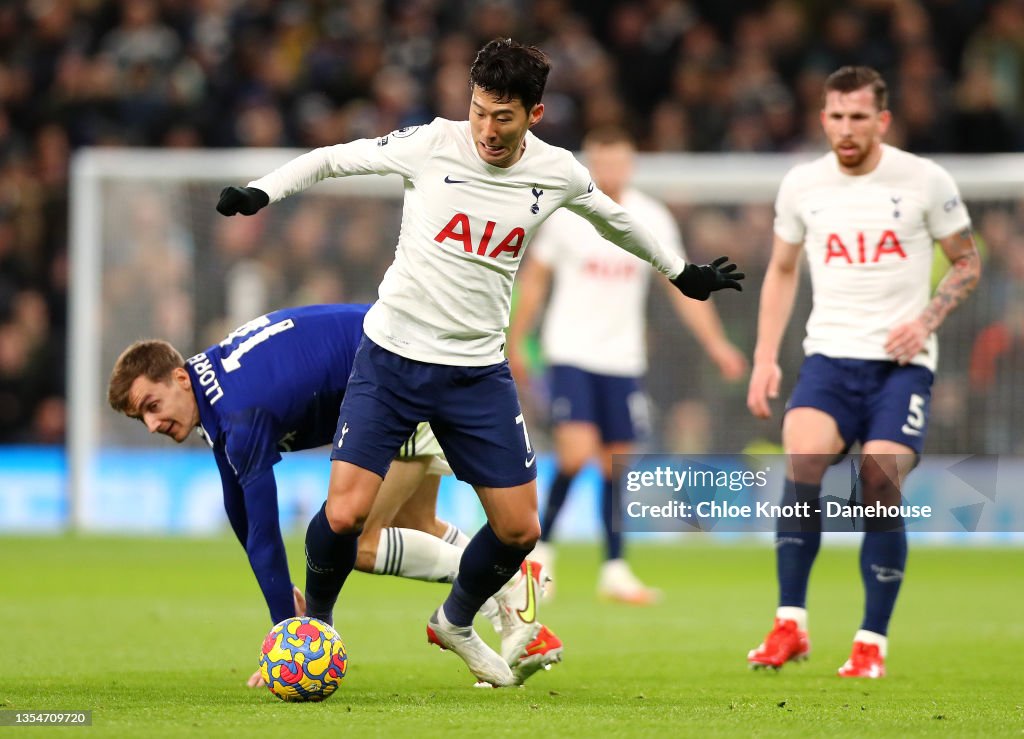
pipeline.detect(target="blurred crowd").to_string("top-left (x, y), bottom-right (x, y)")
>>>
top-left (2, 0), bottom-right (1024, 450)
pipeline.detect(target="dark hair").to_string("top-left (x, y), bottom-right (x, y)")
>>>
top-left (108, 339), bottom-right (184, 415)
top-left (823, 66), bottom-right (888, 111)
top-left (469, 38), bottom-right (550, 112)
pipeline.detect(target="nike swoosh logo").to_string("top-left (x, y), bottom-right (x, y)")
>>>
top-left (444, 176), bottom-right (469, 184)
top-left (517, 562), bottom-right (537, 623)
top-left (524, 455), bottom-right (536, 468)
top-left (587, 181), bottom-right (594, 193)
top-left (900, 424), bottom-right (922, 436)
top-left (875, 573), bottom-right (903, 583)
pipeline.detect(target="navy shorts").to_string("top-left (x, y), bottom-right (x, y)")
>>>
top-left (330, 336), bottom-right (537, 488)
top-left (786, 354), bottom-right (935, 455)
top-left (548, 365), bottom-right (649, 444)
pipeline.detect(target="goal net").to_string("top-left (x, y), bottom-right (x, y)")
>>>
top-left (68, 148), bottom-right (1024, 534)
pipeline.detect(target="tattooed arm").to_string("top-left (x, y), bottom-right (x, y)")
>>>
top-left (922, 227), bottom-right (983, 330)
top-left (884, 226), bottom-right (982, 365)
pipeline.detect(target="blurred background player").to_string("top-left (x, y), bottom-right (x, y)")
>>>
top-left (216, 38), bottom-right (743, 687)
top-left (508, 126), bottom-right (747, 604)
top-left (746, 66), bottom-right (981, 678)
top-left (107, 303), bottom-right (563, 686)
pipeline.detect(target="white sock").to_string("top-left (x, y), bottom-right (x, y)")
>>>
top-left (853, 629), bottom-right (888, 657)
top-left (776, 606), bottom-right (808, 631)
top-left (441, 520), bottom-right (471, 548)
top-left (373, 527), bottom-right (463, 583)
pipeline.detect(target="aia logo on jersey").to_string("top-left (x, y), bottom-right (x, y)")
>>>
top-left (825, 230), bottom-right (907, 264)
top-left (434, 214), bottom-right (525, 259)
top-left (583, 259), bottom-right (638, 279)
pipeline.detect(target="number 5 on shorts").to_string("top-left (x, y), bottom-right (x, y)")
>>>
top-left (901, 393), bottom-right (926, 437)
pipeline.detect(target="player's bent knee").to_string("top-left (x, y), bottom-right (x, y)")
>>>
top-left (492, 520), bottom-right (541, 549)
top-left (324, 499), bottom-right (366, 535)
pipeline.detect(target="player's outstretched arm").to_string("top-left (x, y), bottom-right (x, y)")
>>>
top-left (216, 124), bottom-right (441, 218)
top-left (669, 255), bottom-right (745, 301)
top-left (884, 226), bottom-right (981, 365)
top-left (748, 236), bottom-right (802, 419)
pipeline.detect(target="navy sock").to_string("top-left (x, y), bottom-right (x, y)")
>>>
top-left (859, 526), bottom-right (907, 635)
top-left (442, 523), bottom-right (531, 627)
top-left (601, 476), bottom-right (623, 560)
top-left (776, 480), bottom-right (822, 608)
top-left (539, 472), bottom-right (574, 542)
top-left (303, 503), bottom-right (358, 626)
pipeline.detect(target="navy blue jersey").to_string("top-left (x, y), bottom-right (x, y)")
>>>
top-left (183, 303), bottom-right (368, 624)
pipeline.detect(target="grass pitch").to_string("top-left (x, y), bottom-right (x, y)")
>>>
top-left (2, 535), bottom-right (1021, 737)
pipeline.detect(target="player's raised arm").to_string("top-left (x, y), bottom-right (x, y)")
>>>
top-left (747, 235), bottom-right (803, 419)
top-left (216, 121), bottom-right (442, 216)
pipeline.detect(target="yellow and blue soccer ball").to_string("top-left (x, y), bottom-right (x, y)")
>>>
top-left (259, 617), bottom-right (348, 702)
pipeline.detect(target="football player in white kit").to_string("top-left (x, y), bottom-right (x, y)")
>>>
top-left (217, 39), bottom-right (744, 687)
top-left (509, 126), bottom-right (747, 604)
top-left (745, 67), bottom-right (981, 678)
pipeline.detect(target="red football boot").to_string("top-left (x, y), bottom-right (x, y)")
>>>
top-left (837, 640), bottom-right (886, 678)
top-left (747, 618), bottom-right (811, 669)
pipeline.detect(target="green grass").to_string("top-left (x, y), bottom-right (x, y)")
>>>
top-left (2, 536), bottom-right (1021, 737)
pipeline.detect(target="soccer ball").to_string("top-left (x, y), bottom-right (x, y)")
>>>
top-left (259, 617), bottom-right (348, 702)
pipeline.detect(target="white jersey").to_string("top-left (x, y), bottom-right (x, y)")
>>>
top-left (532, 189), bottom-right (686, 376)
top-left (774, 144), bottom-right (970, 371)
top-left (249, 118), bottom-right (686, 365)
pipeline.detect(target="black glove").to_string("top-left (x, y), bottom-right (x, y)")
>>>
top-left (216, 186), bottom-right (269, 216)
top-left (670, 255), bottom-right (745, 301)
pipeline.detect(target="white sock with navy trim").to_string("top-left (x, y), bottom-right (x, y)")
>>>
top-left (441, 521), bottom-right (471, 548)
top-left (373, 527), bottom-right (463, 583)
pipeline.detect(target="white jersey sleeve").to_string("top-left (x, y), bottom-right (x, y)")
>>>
top-left (247, 123), bottom-right (443, 201)
top-left (923, 160), bottom-right (971, 239)
top-left (773, 167), bottom-right (806, 245)
top-left (562, 159), bottom-right (687, 279)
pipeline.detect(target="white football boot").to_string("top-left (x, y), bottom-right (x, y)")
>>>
top-left (427, 606), bottom-right (516, 687)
